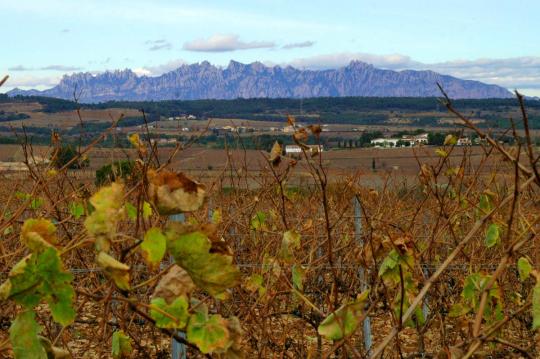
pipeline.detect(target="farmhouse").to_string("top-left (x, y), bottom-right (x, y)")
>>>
top-left (457, 137), bottom-right (472, 146)
top-left (285, 144), bottom-right (324, 157)
top-left (371, 138), bottom-right (400, 147)
top-left (371, 133), bottom-right (429, 148)
top-left (402, 133), bottom-right (428, 145)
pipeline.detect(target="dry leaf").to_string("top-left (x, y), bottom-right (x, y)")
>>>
top-left (287, 115), bottom-right (295, 126)
top-left (268, 141), bottom-right (282, 166)
top-left (153, 265), bottom-right (195, 304)
top-left (293, 128), bottom-right (309, 143)
top-left (148, 169), bottom-right (205, 214)
top-left (307, 124), bottom-right (322, 136)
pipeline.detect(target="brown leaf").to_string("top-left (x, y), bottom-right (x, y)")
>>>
top-left (287, 115), bottom-right (295, 126)
top-left (307, 124), bottom-right (322, 136)
top-left (153, 265), bottom-right (195, 304)
top-left (293, 128), bottom-right (309, 143)
top-left (148, 169), bottom-right (205, 214)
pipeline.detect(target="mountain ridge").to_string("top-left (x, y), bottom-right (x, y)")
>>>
top-left (8, 60), bottom-right (512, 103)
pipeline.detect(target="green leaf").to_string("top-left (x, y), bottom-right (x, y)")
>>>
top-left (7, 255), bottom-right (41, 308)
top-left (38, 336), bottom-right (71, 358)
top-left (187, 311), bottom-right (231, 354)
top-left (318, 291), bottom-right (369, 340)
top-left (9, 310), bottom-right (47, 359)
top-left (142, 201), bottom-right (152, 219)
top-left (378, 250), bottom-right (400, 278)
top-left (478, 194), bottom-right (493, 214)
top-left (150, 296), bottom-right (189, 329)
top-left (166, 229), bottom-right (240, 297)
top-left (7, 249), bottom-right (75, 326)
top-left (517, 257), bottom-right (533, 282)
top-left (462, 273), bottom-right (481, 302)
top-left (112, 330), bottom-right (132, 359)
top-left (211, 208), bottom-right (222, 224)
top-left (448, 303), bottom-right (470, 317)
top-left (485, 223), bottom-right (500, 248)
top-left (68, 202), bottom-right (85, 219)
top-left (292, 265), bottom-right (305, 292)
top-left (16, 192), bottom-right (44, 210)
top-left (533, 281), bottom-right (540, 330)
top-left (125, 202), bottom-right (137, 220)
top-left (36, 248), bottom-right (76, 326)
top-left (140, 228), bottom-right (166, 269)
top-left (245, 274), bottom-right (266, 297)
top-left (30, 197), bottom-right (44, 210)
top-left (250, 211), bottom-right (267, 231)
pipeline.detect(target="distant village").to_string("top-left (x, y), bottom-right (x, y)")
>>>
top-left (123, 114), bottom-right (477, 149)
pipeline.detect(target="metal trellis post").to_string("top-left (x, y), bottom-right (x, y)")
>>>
top-left (169, 213), bottom-right (187, 359)
top-left (354, 197), bottom-right (372, 354)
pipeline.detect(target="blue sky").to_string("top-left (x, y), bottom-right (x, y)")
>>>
top-left (2, 0), bottom-right (539, 95)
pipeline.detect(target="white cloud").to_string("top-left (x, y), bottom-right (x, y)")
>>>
top-left (286, 52), bottom-right (418, 70)
top-left (1, 74), bottom-right (62, 90)
top-left (145, 39), bottom-right (172, 51)
top-left (183, 34), bottom-right (275, 52)
top-left (282, 41), bottom-right (315, 50)
top-left (133, 59), bottom-right (188, 76)
top-left (8, 65), bottom-right (83, 72)
top-left (41, 65), bottom-right (83, 71)
top-left (8, 65), bottom-right (32, 71)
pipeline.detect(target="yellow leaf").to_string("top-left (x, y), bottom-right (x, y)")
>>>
top-left (21, 219), bottom-right (57, 252)
top-left (268, 141), bottom-right (282, 166)
top-left (97, 252), bottom-right (130, 290)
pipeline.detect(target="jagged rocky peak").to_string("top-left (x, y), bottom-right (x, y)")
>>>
top-left (346, 60), bottom-right (374, 70)
top-left (7, 60), bottom-right (513, 102)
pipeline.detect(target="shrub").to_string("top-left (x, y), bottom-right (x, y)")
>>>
top-left (95, 160), bottom-right (136, 186)
top-left (51, 144), bottom-right (89, 169)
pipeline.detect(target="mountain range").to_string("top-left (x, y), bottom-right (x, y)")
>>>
top-left (8, 60), bottom-right (512, 103)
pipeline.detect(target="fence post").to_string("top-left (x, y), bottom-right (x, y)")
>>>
top-left (168, 213), bottom-right (187, 359)
top-left (421, 214), bottom-right (430, 323)
top-left (422, 266), bottom-right (430, 321)
top-left (354, 197), bottom-right (372, 354)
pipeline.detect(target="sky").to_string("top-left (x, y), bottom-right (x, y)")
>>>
top-left (1, 0), bottom-right (539, 96)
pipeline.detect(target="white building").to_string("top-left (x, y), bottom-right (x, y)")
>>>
top-left (457, 137), bottom-right (472, 146)
top-left (371, 133), bottom-right (428, 148)
top-left (401, 133), bottom-right (428, 146)
top-left (371, 138), bottom-right (400, 147)
top-left (285, 144), bottom-right (324, 156)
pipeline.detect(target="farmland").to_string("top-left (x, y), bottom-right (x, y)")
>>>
top-left (0, 94), bottom-right (539, 358)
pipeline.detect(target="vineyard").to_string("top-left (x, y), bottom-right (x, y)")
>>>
top-left (0, 84), bottom-right (539, 358)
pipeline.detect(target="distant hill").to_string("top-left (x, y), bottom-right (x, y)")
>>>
top-left (8, 60), bottom-right (512, 103)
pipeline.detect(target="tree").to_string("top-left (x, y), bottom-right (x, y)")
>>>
top-left (95, 160), bottom-right (136, 186)
top-left (51, 144), bottom-right (89, 169)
